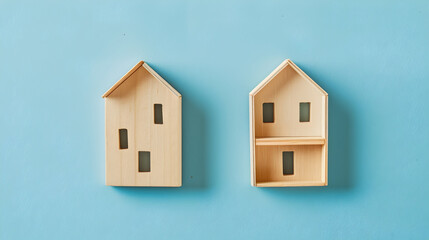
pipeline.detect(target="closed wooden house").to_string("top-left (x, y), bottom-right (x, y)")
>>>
top-left (102, 61), bottom-right (182, 187)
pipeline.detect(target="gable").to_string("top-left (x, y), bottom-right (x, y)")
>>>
top-left (250, 59), bottom-right (327, 97)
top-left (255, 64), bottom-right (324, 99)
top-left (251, 60), bottom-right (327, 137)
top-left (102, 61), bottom-right (181, 99)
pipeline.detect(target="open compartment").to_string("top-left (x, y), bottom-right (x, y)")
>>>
top-left (250, 59), bottom-right (328, 187)
top-left (254, 145), bottom-right (327, 187)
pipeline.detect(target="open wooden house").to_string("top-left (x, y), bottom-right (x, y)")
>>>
top-left (102, 61), bottom-right (182, 187)
top-left (249, 59), bottom-right (328, 187)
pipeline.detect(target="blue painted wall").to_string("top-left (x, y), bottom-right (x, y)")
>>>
top-left (1, 0), bottom-right (428, 239)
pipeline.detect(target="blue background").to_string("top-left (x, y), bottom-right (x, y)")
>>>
top-left (1, 0), bottom-right (428, 239)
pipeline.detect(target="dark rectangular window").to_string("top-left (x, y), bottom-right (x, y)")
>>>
top-left (154, 104), bottom-right (163, 124)
top-left (299, 102), bottom-right (310, 122)
top-left (283, 151), bottom-right (294, 175)
top-left (119, 129), bottom-right (128, 149)
top-left (263, 103), bottom-right (274, 123)
top-left (138, 151), bottom-right (151, 172)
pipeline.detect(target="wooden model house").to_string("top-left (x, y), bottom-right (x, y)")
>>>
top-left (249, 59), bottom-right (328, 187)
top-left (102, 61), bottom-right (182, 187)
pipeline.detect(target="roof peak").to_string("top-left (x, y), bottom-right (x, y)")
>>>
top-left (102, 61), bottom-right (181, 98)
top-left (249, 59), bottom-right (327, 96)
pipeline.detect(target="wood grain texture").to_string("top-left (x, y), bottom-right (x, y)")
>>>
top-left (249, 94), bottom-right (256, 186)
top-left (104, 62), bottom-right (181, 187)
top-left (253, 63), bottom-right (324, 137)
top-left (102, 61), bottom-right (144, 98)
top-left (250, 59), bottom-right (328, 187)
top-left (255, 136), bottom-right (325, 146)
top-left (255, 145), bottom-right (323, 183)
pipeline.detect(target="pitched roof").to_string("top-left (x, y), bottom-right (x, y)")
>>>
top-left (102, 61), bottom-right (181, 98)
top-left (249, 59), bottom-right (328, 96)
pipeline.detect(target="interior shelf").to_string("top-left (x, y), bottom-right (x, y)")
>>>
top-left (255, 136), bottom-right (325, 146)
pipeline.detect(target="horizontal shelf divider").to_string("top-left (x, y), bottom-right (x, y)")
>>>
top-left (255, 136), bottom-right (325, 146)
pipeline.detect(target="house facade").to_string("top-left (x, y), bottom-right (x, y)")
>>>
top-left (103, 61), bottom-right (182, 187)
top-left (250, 59), bottom-right (328, 187)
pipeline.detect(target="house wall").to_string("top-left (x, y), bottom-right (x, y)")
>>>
top-left (255, 145), bottom-right (323, 183)
top-left (254, 65), bottom-right (326, 137)
top-left (105, 66), bottom-right (181, 186)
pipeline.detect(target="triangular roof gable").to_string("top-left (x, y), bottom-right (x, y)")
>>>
top-left (249, 59), bottom-right (327, 96)
top-left (102, 61), bottom-right (181, 98)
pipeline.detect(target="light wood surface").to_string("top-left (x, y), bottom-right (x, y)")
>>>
top-left (250, 59), bottom-right (328, 187)
top-left (104, 61), bottom-right (182, 187)
top-left (255, 136), bottom-right (325, 146)
top-left (256, 181), bottom-right (327, 187)
top-left (249, 94), bottom-right (256, 186)
top-left (255, 145), bottom-right (324, 184)
top-left (253, 62), bottom-right (325, 137)
top-left (102, 61), bottom-right (144, 98)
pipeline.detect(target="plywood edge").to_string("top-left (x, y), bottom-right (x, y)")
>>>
top-left (249, 59), bottom-right (290, 96)
top-left (286, 59), bottom-right (328, 96)
top-left (142, 63), bottom-right (182, 98)
top-left (178, 97), bottom-right (183, 187)
top-left (255, 136), bottom-right (325, 146)
top-left (249, 94), bottom-right (256, 186)
top-left (106, 184), bottom-right (182, 187)
top-left (324, 95), bottom-right (329, 185)
top-left (255, 181), bottom-right (327, 187)
top-left (102, 61), bottom-right (144, 98)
